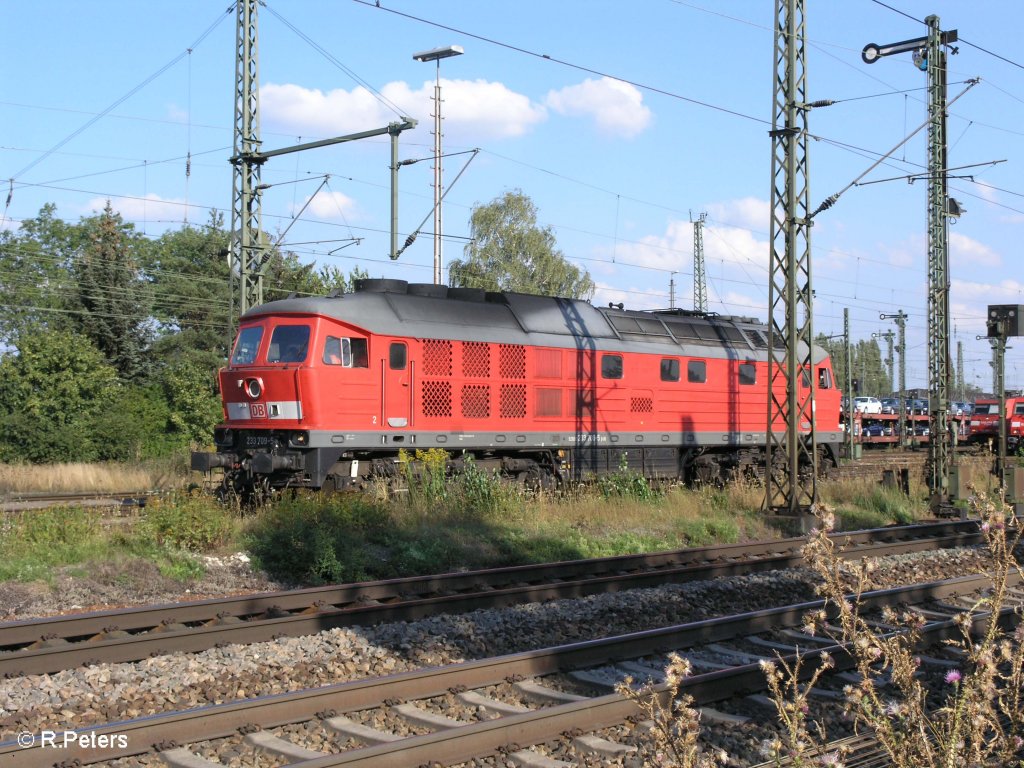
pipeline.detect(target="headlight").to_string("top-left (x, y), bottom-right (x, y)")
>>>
top-left (245, 378), bottom-right (262, 399)
top-left (289, 431), bottom-right (309, 447)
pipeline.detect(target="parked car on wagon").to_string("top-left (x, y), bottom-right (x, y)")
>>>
top-left (853, 396), bottom-right (883, 414)
top-left (880, 398), bottom-right (900, 414)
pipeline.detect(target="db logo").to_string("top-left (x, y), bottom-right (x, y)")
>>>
top-left (250, 403), bottom-right (267, 418)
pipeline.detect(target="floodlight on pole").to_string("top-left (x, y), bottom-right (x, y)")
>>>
top-left (413, 44), bottom-right (464, 285)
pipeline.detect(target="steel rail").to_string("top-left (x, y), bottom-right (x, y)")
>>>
top-left (0, 523), bottom-right (982, 676)
top-left (0, 572), bottom-right (1002, 767)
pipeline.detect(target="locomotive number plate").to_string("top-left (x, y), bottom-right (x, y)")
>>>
top-left (244, 435), bottom-right (274, 448)
top-left (249, 402), bottom-right (267, 418)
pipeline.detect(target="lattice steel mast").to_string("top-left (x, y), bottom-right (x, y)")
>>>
top-left (765, 0), bottom-right (817, 518)
top-left (230, 0), bottom-right (268, 319)
top-left (924, 15), bottom-right (955, 507)
top-left (691, 211), bottom-right (708, 313)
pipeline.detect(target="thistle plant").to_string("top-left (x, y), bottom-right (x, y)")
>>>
top-left (615, 653), bottom-right (727, 767)
top-left (790, 495), bottom-right (1024, 767)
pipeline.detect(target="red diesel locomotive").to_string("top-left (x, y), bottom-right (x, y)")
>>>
top-left (192, 279), bottom-right (844, 497)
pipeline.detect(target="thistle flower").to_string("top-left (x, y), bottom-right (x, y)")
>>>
top-left (945, 668), bottom-right (962, 685)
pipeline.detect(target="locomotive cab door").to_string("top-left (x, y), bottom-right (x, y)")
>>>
top-left (384, 341), bottom-right (411, 428)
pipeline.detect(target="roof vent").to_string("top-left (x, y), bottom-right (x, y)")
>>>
top-left (354, 278), bottom-right (408, 294)
top-left (407, 283), bottom-right (449, 299)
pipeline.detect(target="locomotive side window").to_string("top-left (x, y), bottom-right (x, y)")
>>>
top-left (660, 358), bottom-right (680, 382)
top-left (389, 342), bottom-right (407, 370)
top-left (687, 360), bottom-right (707, 383)
top-left (818, 367), bottom-right (832, 389)
top-left (267, 325), bottom-right (310, 363)
top-left (323, 337), bottom-right (369, 368)
top-left (739, 363), bottom-right (756, 386)
top-left (601, 354), bottom-right (623, 379)
top-left (231, 326), bottom-right (263, 365)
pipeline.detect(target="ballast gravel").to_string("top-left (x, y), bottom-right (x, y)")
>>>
top-left (0, 545), bottom-right (991, 748)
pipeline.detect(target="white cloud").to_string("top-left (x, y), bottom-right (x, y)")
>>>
top-left (950, 231), bottom-right (1000, 268)
top-left (261, 79), bottom-right (546, 141)
top-left (706, 197), bottom-right (770, 233)
top-left (295, 189), bottom-right (357, 220)
top-left (84, 194), bottom-right (201, 226)
top-left (545, 77), bottom-right (651, 138)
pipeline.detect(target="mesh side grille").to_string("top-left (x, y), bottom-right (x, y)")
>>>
top-left (461, 384), bottom-right (490, 418)
top-left (463, 342), bottom-right (491, 378)
top-left (423, 339), bottom-right (453, 376)
top-left (499, 344), bottom-right (527, 379)
top-left (421, 380), bottom-right (452, 417)
top-left (500, 384), bottom-right (527, 418)
top-left (630, 396), bottom-right (654, 413)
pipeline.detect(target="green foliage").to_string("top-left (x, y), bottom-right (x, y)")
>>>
top-left (0, 204), bottom-right (87, 342)
top-left (160, 359), bottom-right (224, 447)
top-left (816, 332), bottom-right (890, 397)
top-left (88, 384), bottom-right (177, 460)
top-left (74, 201), bottom-right (153, 381)
top-left (141, 495), bottom-right (238, 552)
top-left (0, 507), bottom-right (103, 581)
top-left (0, 328), bottom-right (118, 462)
top-left (449, 189), bottom-right (594, 298)
top-left (244, 494), bottom-right (389, 584)
top-left (596, 453), bottom-right (660, 501)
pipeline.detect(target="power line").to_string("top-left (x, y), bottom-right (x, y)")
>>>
top-left (9, 7), bottom-right (232, 182)
top-left (351, 0), bottom-right (770, 126)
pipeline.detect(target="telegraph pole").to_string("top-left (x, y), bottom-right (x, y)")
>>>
top-left (691, 211), bottom-right (708, 313)
top-left (765, 0), bottom-right (817, 522)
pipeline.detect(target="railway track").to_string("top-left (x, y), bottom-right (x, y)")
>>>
top-left (2, 570), bottom-right (1012, 767)
top-left (0, 520), bottom-right (982, 677)
top-left (0, 491), bottom-right (151, 513)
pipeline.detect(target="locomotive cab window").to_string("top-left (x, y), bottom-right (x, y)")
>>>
top-left (601, 354), bottom-right (623, 379)
top-left (1015, 402), bottom-right (1024, 416)
top-left (323, 337), bottom-right (368, 368)
top-left (660, 358), bottom-right (680, 382)
top-left (818, 367), bottom-right (833, 389)
top-left (389, 342), bottom-right (407, 370)
top-left (267, 325), bottom-right (310, 363)
top-left (739, 363), bottom-right (756, 386)
top-left (231, 326), bottom-right (263, 365)
top-left (687, 360), bottom-right (707, 384)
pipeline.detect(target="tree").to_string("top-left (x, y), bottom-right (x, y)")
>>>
top-left (143, 211), bottom-right (233, 371)
top-left (74, 201), bottom-right (152, 381)
top-left (0, 329), bottom-right (118, 462)
top-left (449, 190), bottom-right (594, 299)
top-left (0, 204), bottom-right (87, 343)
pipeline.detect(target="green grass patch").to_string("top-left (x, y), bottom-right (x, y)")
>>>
top-left (0, 458), bottom-right (951, 589)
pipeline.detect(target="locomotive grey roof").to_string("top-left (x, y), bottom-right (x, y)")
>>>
top-left (243, 280), bottom-right (828, 364)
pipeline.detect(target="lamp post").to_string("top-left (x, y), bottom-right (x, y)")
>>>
top-left (412, 44), bottom-right (463, 285)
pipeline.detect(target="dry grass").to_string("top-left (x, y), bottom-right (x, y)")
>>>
top-left (0, 460), bottom-right (187, 495)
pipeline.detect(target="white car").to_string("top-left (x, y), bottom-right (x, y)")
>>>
top-left (853, 396), bottom-right (883, 414)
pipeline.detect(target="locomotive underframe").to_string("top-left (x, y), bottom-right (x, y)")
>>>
top-left (193, 429), bottom-right (839, 498)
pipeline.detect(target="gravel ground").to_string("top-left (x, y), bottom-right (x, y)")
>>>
top-left (0, 544), bottom-right (995, 768)
top-left (0, 553), bottom-right (286, 621)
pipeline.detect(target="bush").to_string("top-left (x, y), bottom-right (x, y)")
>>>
top-left (141, 493), bottom-right (237, 552)
top-left (244, 494), bottom-right (389, 584)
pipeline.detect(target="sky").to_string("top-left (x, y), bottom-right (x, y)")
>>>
top-left (3, 0), bottom-right (1023, 395)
